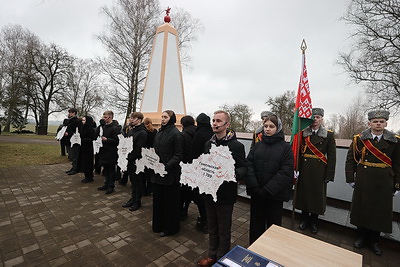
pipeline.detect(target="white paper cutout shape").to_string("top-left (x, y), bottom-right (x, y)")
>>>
top-left (135, 147), bottom-right (167, 177)
top-left (117, 135), bottom-right (133, 172)
top-left (56, 126), bottom-right (67, 140)
top-left (93, 127), bottom-right (103, 154)
top-left (70, 127), bottom-right (81, 147)
top-left (180, 144), bottom-right (236, 202)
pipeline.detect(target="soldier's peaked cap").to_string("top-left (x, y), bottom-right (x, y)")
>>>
top-left (312, 108), bottom-right (324, 117)
top-left (368, 110), bottom-right (390, 120)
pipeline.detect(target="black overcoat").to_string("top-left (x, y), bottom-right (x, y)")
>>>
top-left (346, 129), bottom-right (400, 233)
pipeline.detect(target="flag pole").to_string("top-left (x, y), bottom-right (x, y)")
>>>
top-left (291, 39), bottom-right (307, 229)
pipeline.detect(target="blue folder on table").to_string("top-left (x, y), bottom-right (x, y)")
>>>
top-left (213, 245), bottom-right (284, 267)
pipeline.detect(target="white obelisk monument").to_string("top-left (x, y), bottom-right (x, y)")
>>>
top-left (140, 7), bottom-right (187, 127)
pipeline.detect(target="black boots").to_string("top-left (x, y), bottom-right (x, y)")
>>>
top-left (122, 198), bottom-right (134, 208)
top-left (196, 217), bottom-right (208, 233)
top-left (97, 185), bottom-right (114, 194)
top-left (299, 212), bottom-right (318, 234)
top-left (129, 202), bottom-right (141, 211)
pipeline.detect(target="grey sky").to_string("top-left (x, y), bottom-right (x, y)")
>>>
top-left (0, 0), bottom-right (397, 130)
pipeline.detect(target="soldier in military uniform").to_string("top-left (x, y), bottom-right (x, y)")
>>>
top-left (295, 108), bottom-right (336, 234)
top-left (346, 110), bottom-right (400, 256)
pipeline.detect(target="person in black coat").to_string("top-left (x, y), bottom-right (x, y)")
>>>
top-left (179, 115), bottom-right (196, 221)
top-left (78, 116), bottom-right (96, 183)
top-left (64, 108), bottom-right (82, 175)
top-left (95, 111), bottom-right (121, 194)
top-left (121, 112), bottom-right (148, 211)
top-left (94, 119), bottom-right (105, 175)
top-left (246, 112), bottom-right (294, 245)
top-left (151, 110), bottom-right (183, 237)
top-left (142, 118), bottom-right (157, 195)
top-left (192, 113), bottom-right (214, 233)
top-left (198, 110), bottom-right (247, 267)
top-left (57, 119), bottom-right (69, 156)
top-left (117, 118), bottom-right (131, 185)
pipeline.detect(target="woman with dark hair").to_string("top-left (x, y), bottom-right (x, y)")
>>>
top-left (246, 112), bottom-right (294, 245)
top-left (143, 117), bottom-right (157, 195)
top-left (79, 116), bottom-right (96, 183)
top-left (151, 110), bottom-right (183, 237)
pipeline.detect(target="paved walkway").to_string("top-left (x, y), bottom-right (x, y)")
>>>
top-left (1, 163), bottom-right (400, 266)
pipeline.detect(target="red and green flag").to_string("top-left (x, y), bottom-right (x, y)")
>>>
top-left (291, 52), bottom-right (313, 170)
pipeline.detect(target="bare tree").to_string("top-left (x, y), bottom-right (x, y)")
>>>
top-left (325, 113), bottom-right (340, 133)
top-left (61, 59), bottom-right (104, 116)
top-left (220, 103), bottom-right (254, 132)
top-left (337, 96), bottom-right (367, 139)
top-left (0, 24), bottom-right (35, 132)
top-left (29, 43), bottom-right (74, 134)
top-left (97, 0), bottom-right (203, 119)
top-left (339, 0), bottom-right (400, 114)
top-left (266, 90), bottom-right (296, 134)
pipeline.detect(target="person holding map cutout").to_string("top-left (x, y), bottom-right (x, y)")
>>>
top-left (197, 110), bottom-right (247, 267)
top-left (96, 111), bottom-right (121, 194)
top-left (64, 108), bottom-right (81, 175)
top-left (151, 110), bottom-right (183, 237)
top-left (121, 112), bottom-right (147, 211)
top-left (245, 112), bottom-right (294, 245)
top-left (192, 113), bottom-right (214, 233)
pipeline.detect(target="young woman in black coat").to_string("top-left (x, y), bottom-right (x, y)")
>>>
top-left (246, 112), bottom-right (294, 245)
top-left (79, 116), bottom-right (96, 183)
top-left (151, 110), bottom-right (183, 237)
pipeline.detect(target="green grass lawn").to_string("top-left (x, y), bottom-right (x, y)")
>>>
top-left (0, 132), bottom-right (70, 168)
top-left (8, 124), bottom-right (59, 135)
top-left (0, 143), bottom-right (70, 168)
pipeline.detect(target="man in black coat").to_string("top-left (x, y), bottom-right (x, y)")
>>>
top-left (96, 111), bottom-right (121, 194)
top-left (121, 112), bottom-right (148, 211)
top-left (64, 108), bottom-right (81, 175)
top-left (198, 110), bottom-right (248, 267)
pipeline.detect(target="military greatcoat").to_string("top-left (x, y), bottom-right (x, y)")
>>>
top-left (346, 129), bottom-right (400, 233)
top-left (295, 126), bottom-right (336, 215)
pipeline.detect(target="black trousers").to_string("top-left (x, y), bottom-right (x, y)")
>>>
top-left (129, 171), bottom-right (143, 204)
top-left (60, 140), bottom-right (66, 156)
top-left (192, 188), bottom-right (207, 221)
top-left (205, 199), bottom-right (234, 260)
top-left (69, 144), bottom-right (80, 171)
top-left (357, 227), bottom-right (380, 243)
top-left (249, 196), bottom-right (283, 245)
top-left (152, 183), bottom-right (180, 235)
top-left (142, 168), bottom-right (153, 195)
top-left (180, 184), bottom-right (192, 216)
top-left (103, 164), bottom-right (116, 188)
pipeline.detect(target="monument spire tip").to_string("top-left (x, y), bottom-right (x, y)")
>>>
top-left (164, 7), bottom-right (171, 23)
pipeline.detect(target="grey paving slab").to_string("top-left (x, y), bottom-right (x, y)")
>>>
top-left (0, 163), bottom-right (399, 267)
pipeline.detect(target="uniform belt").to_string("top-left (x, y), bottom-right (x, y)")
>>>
top-left (303, 154), bottom-right (319, 159)
top-left (359, 161), bottom-right (390, 168)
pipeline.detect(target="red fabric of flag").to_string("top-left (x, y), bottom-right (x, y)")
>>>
top-left (291, 53), bottom-right (313, 170)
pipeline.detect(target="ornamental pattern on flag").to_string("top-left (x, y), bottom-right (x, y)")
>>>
top-left (298, 61), bottom-right (312, 119)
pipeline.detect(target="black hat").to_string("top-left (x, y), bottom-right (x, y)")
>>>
top-left (196, 113), bottom-right (210, 124)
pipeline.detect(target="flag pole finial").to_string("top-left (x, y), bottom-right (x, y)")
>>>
top-left (300, 39), bottom-right (307, 54)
